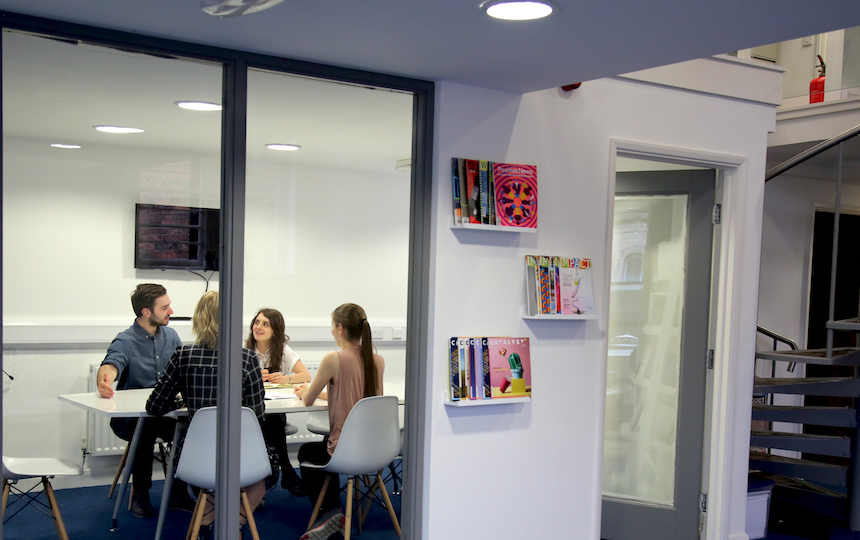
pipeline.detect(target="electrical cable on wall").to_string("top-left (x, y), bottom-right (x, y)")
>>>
top-left (187, 270), bottom-right (215, 292)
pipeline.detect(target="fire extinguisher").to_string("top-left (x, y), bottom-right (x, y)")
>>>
top-left (810, 54), bottom-right (826, 104)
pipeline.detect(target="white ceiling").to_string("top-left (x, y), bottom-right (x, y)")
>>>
top-left (4, 1), bottom-right (860, 178)
top-left (0, 0), bottom-right (859, 94)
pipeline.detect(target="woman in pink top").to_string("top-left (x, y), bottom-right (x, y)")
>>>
top-left (294, 303), bottom-right (384, 539)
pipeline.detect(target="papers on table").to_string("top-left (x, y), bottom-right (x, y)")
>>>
top-left (264, 390), bottom-right (298, 400)
top-left (263, 382), bottom-right (295, 389)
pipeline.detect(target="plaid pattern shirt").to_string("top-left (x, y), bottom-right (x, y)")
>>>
top-left (145, 344), bottom-right (265, 424)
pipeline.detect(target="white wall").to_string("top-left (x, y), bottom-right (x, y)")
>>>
top-left (422, 67), bottom-right (776, 540)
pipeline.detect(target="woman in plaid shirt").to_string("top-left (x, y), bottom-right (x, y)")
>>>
top-left (146, 291), bottom-right (268, 539)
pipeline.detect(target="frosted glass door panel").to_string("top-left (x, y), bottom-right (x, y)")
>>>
top-left (603, 195), bottom-right (688, 506)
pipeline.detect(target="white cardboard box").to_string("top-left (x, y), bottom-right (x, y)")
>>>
top-left (745, 490), bottom-right (772, 540)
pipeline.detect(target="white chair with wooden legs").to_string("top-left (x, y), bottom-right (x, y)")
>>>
top-left (2, 455), bottom-right (83, 540)
top-left (175, 407), bottom-right (271, 540)
top-left (300, 395), bottom-right (401, 540)
top-left (108, 437), bottom-right (170, 500)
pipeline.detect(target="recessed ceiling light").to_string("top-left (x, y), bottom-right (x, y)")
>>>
top-left (50, 143), bottom-right (81, 149)
top-left (94, 126), bottom-right (144, 134)
top-left (482, 0), bottom-right (554, 20)
top-left (266, 143), bottom-right (301, 151)
top-left (176, 101), bottom-right (222, 111)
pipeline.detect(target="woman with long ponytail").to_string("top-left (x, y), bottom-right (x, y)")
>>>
top-left (294, 303), bottom-right (384, 539)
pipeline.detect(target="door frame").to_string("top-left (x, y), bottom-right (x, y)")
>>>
top-left (602, 139), bottom-right (750, 540)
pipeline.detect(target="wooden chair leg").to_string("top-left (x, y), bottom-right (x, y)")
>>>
top-left (185, 492), bottom-right (205, 540)
top-left (359, 474), bottom-right (375, 528)
top-left (43, 477), bottom-right (70, 540)
top-left (241, 490), bottom-right (261, 540)
top-left (2, 480), bottom-right (10, 520)
top-left (344, 477), bottom-right (354, 540)
top-left (108, 444), bottom-right (131, 499)
top-left (355, 476), bottom-right (363, 533)
top-left (306, 475), bottom-right (331, 530)
top-left (376, 472), bottom-right (401, 538)
top-left (187, 492), bottom-right (208, 540)
top-left (128, 484), bottom-right (135, 511)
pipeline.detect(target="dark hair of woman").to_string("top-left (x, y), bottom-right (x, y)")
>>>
top-left (244, 308), bottom-right (289, 372)
top-left (332, 303), bottom-right (378, 397)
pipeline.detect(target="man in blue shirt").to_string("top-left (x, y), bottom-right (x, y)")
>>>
top-left (97, 283), bottom-right (192, 518)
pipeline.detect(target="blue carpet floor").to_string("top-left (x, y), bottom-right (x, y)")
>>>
top-left (4, 475), bottom-right (401, 540)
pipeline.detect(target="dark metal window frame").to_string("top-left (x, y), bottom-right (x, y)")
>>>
top-left (0, 10), bottom-right (433, 539)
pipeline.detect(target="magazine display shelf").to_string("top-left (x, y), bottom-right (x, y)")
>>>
top-left (450, 218), bottom-right (537, 233)
top-left (444, 396), bottom-right (530, 407)
top-left (523, 313), bottom-right (599, 320)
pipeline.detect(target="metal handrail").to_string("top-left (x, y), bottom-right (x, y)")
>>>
top-left (756, 325), bottom-right (798, 373)
top-left (765, 123), bottom-right (860, 182)
top-left (756, 325), bottom-right (799, 350)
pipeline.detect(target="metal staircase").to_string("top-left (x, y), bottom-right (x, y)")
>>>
top-left (751, 124), bottom-right (860, 535)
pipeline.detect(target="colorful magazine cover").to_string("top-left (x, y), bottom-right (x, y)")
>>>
top-left (486, 337), bottom-right (531, 398)
top-left (465, 159), bottom-right (480, 224)
top-left (538, 256), bottom-right (552, 314)
top-left (479, 160), bottom-right (490, 224)
top-left (448, 337), bottom-right (460, 401)
top-left (559, 257), bottom-right (596, 315)
top-left (457, 337), bottom-right (469, 399)
top-left (492, 162), bottom-right (537, 228)
top-left (451, 158), bottom-right (463, 225)
top-left (525, 255), bottom-right (539, 315)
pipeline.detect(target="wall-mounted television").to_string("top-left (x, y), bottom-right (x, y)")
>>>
top-left (134, 203), bottom-right (220, 271)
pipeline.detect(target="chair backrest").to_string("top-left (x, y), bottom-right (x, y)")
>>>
top-left (175, 407), bottom-right (271, 490)
top-left (324, 395), bottom-right (400, 475)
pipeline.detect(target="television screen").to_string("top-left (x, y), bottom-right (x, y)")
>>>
top-left (134, 203), bottom-right (220, 271)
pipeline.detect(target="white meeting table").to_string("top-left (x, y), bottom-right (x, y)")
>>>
top-left (58, 387), bottom-right (327, 540)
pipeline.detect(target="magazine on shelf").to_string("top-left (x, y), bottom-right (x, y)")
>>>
top-left (526, 255), bottom-right (596, 316)
top-left (457, 159), bottom-right (468, 225)
top-left (448, 337), bottom-right (460, 401)
top-left (559, 257), bottom-right (596, 315)
top-left (448, 337), bottom-right (532, 400)
top-left (451, 159), bottom-right (463, 225)
top-left (451, 158), bottom-right (538, 228)
top-left (486, 337), bottom-right (531, 398)
top-left (464, 160), bottom-right (480, 224)
top-left (479, 160), bottom-right (491, 224)
top-left (538, 256), bottom-right (553, 314)
top-left (493, 162), bottom-right (538, 228)
top-left (525, 255), bottom-right (539, 315)
top-left (480, 337), bottom-right (492, 399)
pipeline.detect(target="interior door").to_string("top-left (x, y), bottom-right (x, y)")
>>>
top-left (602, 169), bottom-right (715, 540)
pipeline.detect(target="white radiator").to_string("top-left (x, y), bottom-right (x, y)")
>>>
top-left (86, 364), bottom-right (127, 457)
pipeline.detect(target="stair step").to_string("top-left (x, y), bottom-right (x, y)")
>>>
top-left (753, 376), bottom-right (860, 397)
top-left (756, 347), bottom-right (860, 366)
top-left (749, 430), bottom-right (851, 457)
top-left (751, 404), bottom-right (857, 427)
top-left (750, 451), bottom-right (849, 488)
top-left (826, 317), bottom-right (860, 332)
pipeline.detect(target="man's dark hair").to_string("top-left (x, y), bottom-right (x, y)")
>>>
top-left (131, 284), bottom-right (167, 317)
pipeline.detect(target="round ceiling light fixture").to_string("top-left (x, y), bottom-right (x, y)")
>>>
top-left (201, 0), bottom-right (287, 17)
top-left (266, 143), bottom-right (301, 151)
top-left (481, 0), bottom-right (554, 20)
top-left (176, 101), bottom-right (222, 111)
top-left (94, 125), bottom-right (144, 134)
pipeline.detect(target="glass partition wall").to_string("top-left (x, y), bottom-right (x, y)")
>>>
top-left (1, 19), bottom-right (425, 540)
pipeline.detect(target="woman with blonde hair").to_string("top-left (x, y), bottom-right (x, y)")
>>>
top-left (245, 307), bottom-right (310, 496)
top-left (294, 303), bottom-right (385, 540)
top-left (147, 291), bottom-right (269, 540)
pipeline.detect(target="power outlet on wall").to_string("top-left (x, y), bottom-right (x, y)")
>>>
top-left (372, 328), bottom-right (384, 340)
